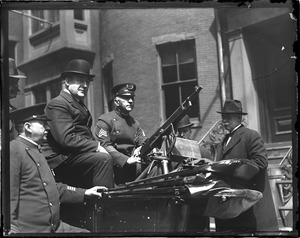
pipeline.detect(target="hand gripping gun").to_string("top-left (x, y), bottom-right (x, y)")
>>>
top-left (139, 85), bottom-right (203, 167)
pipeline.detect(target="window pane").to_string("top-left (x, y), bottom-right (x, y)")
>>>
top-left (179, 62), bottom-right (196, 81)
top-left (164, 85), bottom-right (180, 118)
top-left (74, 10), bottom-right (84, 21)
top-left (160, 44), bottom-right (176, 66)
top-left (162, 65), bottom-right (177, 83)
top-left (32, 10), bottom-right (45, 33)
top-left (34, 86), bottom-right (46, 104)
top-left (48, 10), bottom-right (59, 23)
top-left (181, 82), bottom-right (199, 118)
top-left (178, 40), bottom-right (194, 64)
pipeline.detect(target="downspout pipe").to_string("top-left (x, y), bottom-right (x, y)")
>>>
top-left (215, 8), bottom-right (226, 105)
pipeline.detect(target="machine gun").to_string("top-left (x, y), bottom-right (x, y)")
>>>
top-left (139, 85), bottom-right (203, 162)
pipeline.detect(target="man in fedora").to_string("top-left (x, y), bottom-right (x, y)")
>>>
top-left (9, 103), bottom-right (107, 233)
top-left (214, 99), bottom-right (278, 232)
top-left (175, 114), bottom-right (211, 160)
top-left (6, 58), bottom-right (28, 140)
top-left (8, 58), bottom-right (27, 101)
top-left (95, 83), bottom-right (147, 185)
top-left (173, 114), bottom-right (212, 232)
top-left (43, 59), bottom-right (114, 189)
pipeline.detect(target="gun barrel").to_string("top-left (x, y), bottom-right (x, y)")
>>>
top-left (140, 85), bottom-right (203, 159)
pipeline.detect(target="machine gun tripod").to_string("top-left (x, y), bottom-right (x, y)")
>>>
top-left (136, 85), bottom-right (203, 180)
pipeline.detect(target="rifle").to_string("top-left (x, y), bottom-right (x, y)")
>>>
top-left (139, 85), bottom-right (203, 161)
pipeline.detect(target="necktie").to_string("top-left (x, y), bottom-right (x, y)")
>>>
top-left (79, 100), bottom-right (88, 112)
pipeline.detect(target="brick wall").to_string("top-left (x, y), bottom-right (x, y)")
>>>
top-left (99, 9), bottom-right (222, 140)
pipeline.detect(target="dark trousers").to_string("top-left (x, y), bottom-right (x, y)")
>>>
top-left (54, 152), bottom-right (114, 189)
top-left (215, 207), bottom-right (256, 232)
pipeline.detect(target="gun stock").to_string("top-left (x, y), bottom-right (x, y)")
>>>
top-left (140, 85), bottom-right (203, 160)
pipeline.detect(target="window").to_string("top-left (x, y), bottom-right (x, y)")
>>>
top-left (33, 81), bottom-right (62, 104)
top-left (74, 10), bottom-right (85, 21)
top-left (31, 10), bottom-right (59, 34)
top-left (157, 40), bottom-right (200, 119)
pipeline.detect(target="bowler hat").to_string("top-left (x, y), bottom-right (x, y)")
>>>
top-left (9, 58), bottom-right (27, 79)
top-left (217, 100), bottom-right (248, 115)
top-left (61, 59), bottom-right (95, 79)
top-left (112, 83), bottom-right (136, 97)
top-left (175, 115), bottom-right (194, 130)
top-left (10, 103), bottom-right (51, 124)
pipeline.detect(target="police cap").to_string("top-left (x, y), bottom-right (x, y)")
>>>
top-left (10, 103), bottom-right (50, 124)
top-left (111, 83), bottom-right (136, 97)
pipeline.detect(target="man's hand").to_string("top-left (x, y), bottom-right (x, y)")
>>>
top-left (84, 186), bottom-right (108, 197)
top-left (132, 146), bottom-right (142, 157)
top-left (127, 155), bottom-right (141, 164)
top-left (96, 142), bottom-right (109, 154)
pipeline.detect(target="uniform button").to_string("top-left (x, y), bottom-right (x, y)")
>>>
top-left (43, 182), bottom-right (47, 187)
top-left (116, 130), bottom-right (120, 134)
top-left (37, 163), bottom-right (40, 167)
top-left (113, 118), bottom-right (116, 121)
top-left (49, 203), bottom-right (53, 207)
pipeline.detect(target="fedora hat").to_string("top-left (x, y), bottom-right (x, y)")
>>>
top-left (61, 59), bottom-right (95, 79)
top-left (217, 100), bottom-right (248, 115)
top-left (175, 115), bottom-right (194, 130)
top-left (9, 58), bottom-right (27, 79)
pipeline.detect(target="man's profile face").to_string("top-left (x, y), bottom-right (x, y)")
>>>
top-left (66, 74), bottom-right (90, 100)
top-left (9, 77), bottom-right (20, 99)
top-left (115, 95), bottom-right (135, 113)
top-left (26, 120), bottom-right (49, 143)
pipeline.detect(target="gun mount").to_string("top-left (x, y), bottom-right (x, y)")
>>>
top-left (139, 85), bottom-right (203, 162)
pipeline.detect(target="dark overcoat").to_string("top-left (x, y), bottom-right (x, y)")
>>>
top-left (215, 125), bottom-right (278, 232)
top-left (44, 90), bottom-right (98, 169)
top-left (10, 136), bottom-right (86, 233)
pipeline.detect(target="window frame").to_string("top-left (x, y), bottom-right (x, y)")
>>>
top-left (157, 39), bottom-right (201, 125)
top-left (30, 10), bottom-right (59, 35)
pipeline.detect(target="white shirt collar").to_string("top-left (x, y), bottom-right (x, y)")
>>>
top-left (19, 135), bottom-right (39, 147)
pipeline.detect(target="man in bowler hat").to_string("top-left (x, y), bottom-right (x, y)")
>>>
top-left (43, 59), bottom-right (114, 189)
top-left (95, 83), bottom-right (147, 185)
top-left (9, 103), bottom-right (107, 233)
top-left (214, 99), bottom-right (278, 232)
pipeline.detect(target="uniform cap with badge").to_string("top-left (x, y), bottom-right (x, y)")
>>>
top-left (10, 103), bottom-right (51, 124)
top-left (111, 83), bottom-right (136, 97)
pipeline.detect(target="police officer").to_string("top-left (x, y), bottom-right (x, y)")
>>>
top-left (9, 103), bottom-right (106, 233)
top-left (95, 83), bottom-right (147, 185)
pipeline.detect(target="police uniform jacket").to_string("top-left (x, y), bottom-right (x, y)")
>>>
top-left (10, 136), bottom-right (86, 233)
top-left (95, 110), bottom-right (146, 168)
top-left (44, 90), bottom-right (98, 168)
top-left (215, 125), bottom-right (278, 231)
